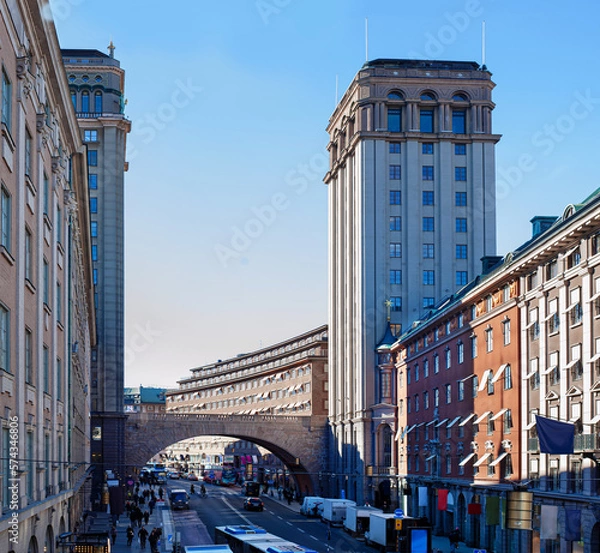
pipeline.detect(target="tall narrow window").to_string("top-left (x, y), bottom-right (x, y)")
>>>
top-left (43, 259), bottom-right (49, 306)
top-left (390, 191), bottom-right (401, 205)
top-left (387, 108), bottom-right (402, 132)
top-left (25, 129), bottom-right (32, 176)
top-left (56, 281), bottom-right (62, 324)
top-left (56, 206), bottom-right (62, 244)
top-left (81, 91), bottom-right (90, 113)
top-left (25, 228), bottom-right (33, 282)
top-left (90, 198), bottom-right (98, 214)
top-left (43, 345), bottom-right (49, 394)
top-left (390, 216), bottom-right (401, 231)
top-left (56, 357), bottom-right (62, 401)
top-left (420, 109), bottom-right (433, 133)
top-left (1, 69), bottom-right (12, 132)
top-left (452, 111), bottom-right (466, 133)
top-left (43, 173), bottom-right (50, 215)
top-left (0, 304), bottom-right (9, 373)
top-left (91, 221), bottom-right (98, 237)
top-left (94, 91), bottom-right (103, 113)
top-left (0, 186), bottom-right (10, 252)
top-left (70, 90), bottom-right (77, 110)
top-left (25, 328), bottom-right (33, 383)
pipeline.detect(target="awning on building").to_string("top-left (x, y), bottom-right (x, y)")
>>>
top-left (489, 452), bottom-right (509, 467)
top-left (459, 453), bottom-right (476, 466)
top-left (474, 411), bottom-right (493, 424)
top-left (458, 413), bottom-right (476, 426)
top-left (491, 408), bottom-right (508, 421)
top-left (473, 452), bottom-right (492, 467)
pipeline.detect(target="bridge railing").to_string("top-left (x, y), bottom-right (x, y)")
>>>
top-left (128, 412), bottom-right (311, 423)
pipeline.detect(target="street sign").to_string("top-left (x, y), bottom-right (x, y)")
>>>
top-left (168, 534), bottom-right (173, 544)
top-left (395, 518), bottom-right (403, 530)
top-left (394, 508), bottom-right (404, 518)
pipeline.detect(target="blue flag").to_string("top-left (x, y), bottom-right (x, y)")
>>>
top-left (535, 415), bottom-right (574, 454)
top-left (564, 509), bottom-right (581, 541)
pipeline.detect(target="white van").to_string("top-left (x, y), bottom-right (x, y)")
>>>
top-left (300, 496), bottom-right (324, 517)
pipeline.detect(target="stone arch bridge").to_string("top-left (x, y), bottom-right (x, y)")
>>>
top-left (124, 413), bottom-right (329, 493)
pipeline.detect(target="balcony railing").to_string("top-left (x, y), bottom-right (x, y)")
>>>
top-left (529, 434), bottom-right (599, 453)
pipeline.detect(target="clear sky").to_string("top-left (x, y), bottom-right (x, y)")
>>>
top-left (52, 0), bottom-right (600, 388)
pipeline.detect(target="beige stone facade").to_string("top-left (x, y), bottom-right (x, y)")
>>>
top-left (0, 1), bottom-right (95, 552)
top-left (167, 325), bottom-right (328, 418)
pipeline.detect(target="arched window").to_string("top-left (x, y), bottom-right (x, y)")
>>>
top-left (94, 91), bottom-right (103, 114)
top-left (81, 91), bottom-right (90, 113)
top-left (453, 93), bottom-right (469, 101)
top-left (70, 90), bottom-right (76, 110)
top-left (387, 91), bottom-right (404, 100)
top-left (420, 92), bottom-right (436, 101)
top-left (379, 424), bottom-right (393, 467)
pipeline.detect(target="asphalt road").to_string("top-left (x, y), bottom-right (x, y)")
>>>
top-left (168, 480), bottom-right (372, 553)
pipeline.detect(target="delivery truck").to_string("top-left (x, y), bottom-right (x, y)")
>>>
top-left (365, 512), bottom-right (432, 552)
top-left (299, 496), bottom-right (324, 517)
top-left (343, 505), bottom-right (382, 537)
top-left (320, 498), bottom-right (356, 526)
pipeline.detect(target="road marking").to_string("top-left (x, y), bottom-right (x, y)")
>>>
top-left (298, 529), bottom-right (306, 534)
top-left (309, 535), bottom-right (319, 541)
top-left (221, 496), bottom-right (253, 525)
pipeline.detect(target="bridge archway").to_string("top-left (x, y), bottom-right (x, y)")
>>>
top-left (124, 413), bottom-right (328, 494)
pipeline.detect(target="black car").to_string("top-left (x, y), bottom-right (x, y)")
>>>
top-left (243, 497), bottom-right (264, 512)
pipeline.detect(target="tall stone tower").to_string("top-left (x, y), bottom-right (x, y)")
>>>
top-left (324, 59), bottom-right (500, 503)
top-left (62, 46), bottom-right (131, 492)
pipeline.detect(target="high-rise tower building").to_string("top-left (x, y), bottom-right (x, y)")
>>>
top-left (324, 59), bottom-right (500, 502)
top-left (62, 47), bottom-right (131, 488)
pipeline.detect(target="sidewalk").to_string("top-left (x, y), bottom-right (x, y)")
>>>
top-left (110, 492), bottom-right (169, 553)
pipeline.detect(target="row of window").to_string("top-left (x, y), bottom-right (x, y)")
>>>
top-left (389, 191), bottom-right (468, 207)
top-left (389, 165), bottom-right (467, 182)
top-left (387, 106), bottom-right (467, 134)
top-left (404, 452), bottom-right (513, 478)
top-left (0, 305), bottom-right (63, 397)
top-left (70, 90), bottom-right (103, 114)
top-left (390, 143), bottom-right (467, 156)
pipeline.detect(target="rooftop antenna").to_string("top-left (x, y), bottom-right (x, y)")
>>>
top-left (481, 21), bottom-right (487, 70)
top-left (365, 17), bottom-right (369, 62)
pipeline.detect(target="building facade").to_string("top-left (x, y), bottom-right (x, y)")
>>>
top-left (324, 59), bottom-right (500, 502)
top-left (167, 325), bottom-right (328, 419)
top-left (0, 1), bottom-right (95, 552)
top-left (393, 191), bottom-right (600, 553)
top-left (61, 47), bottom-right (130, 487)
top-left (124, 386), bottom-right (166, 414)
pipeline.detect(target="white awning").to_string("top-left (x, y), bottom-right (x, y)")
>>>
top-left (491, 408), bottom-right (508, 421)
top-left (478, 369), bottom-right (493, 391)
top-left (405, 424), bottom-right (418, 435)
top-left (564, 358), bottom-right (581, 369)
top-left (474, 411), bottom-right (492, 424)
top-left (435, 418), bottom-right (449, 428)
top-left (489, 452), bottom-right (509, 467)
top-left (394, 427), bottom-right (403, 441)
top-left (563, 302), bottom-right (579, 314)
top-left (525, 319), bottom-right (538, 329)
top-left (585, 414), bottom-right (600, 425)
top-left (447, 416), bottom-right (462, 428)
top-left (543, 311), bottom-right (558, 321)
top-left (588, 352), bottom-right (600, 364)
top-left (524, 420), bottom-right (537, 430)
top-left (570, 415), bottom-right (581, 423)
top-left (458, 413), bottom-right (476, 426)
top-left (459, 452), bottom-right (476, 466)
top-left (459, 374), bottom-right (476, 383)
top-left (426, 419), bottom-right (437, 427)
top-left (425, 455), bottom-right (437, 462)
top-left (491, 363), bottom-right (509, 383)
top-left (542, 364), bottom-right (557, 375)
top-left (564, 244), bottom-right (580, 258)
top-left (473, 452), bottom-right (492, 467)
top-left (522, 367), bottom-right (539, 380)
top-left (588, 290), bottom-right (600, 303)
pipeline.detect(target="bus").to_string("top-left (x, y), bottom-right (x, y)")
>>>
top-left (215, 526), bottom-right (317, 553)
top-left (221, 464), bottom-right (237, 486)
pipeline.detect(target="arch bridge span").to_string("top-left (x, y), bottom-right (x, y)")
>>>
top-left (124, 413), bottom-right (329, 493)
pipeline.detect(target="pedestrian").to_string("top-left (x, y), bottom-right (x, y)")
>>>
top-left (138, 526), bottom-right (149, 550)
top-left (110, 525), bottom-right (117, 545)
top-left (143, 510), bottom-right (150, 526)
top-left (149, 497), bottom-right (156, 515)
top-left (449, 527), bottom-right (461, 550)
top-left (158, 486), bottom-right (164, 500)
top-left (126, 525), bottom-right (134, 546)
top-left (148, 529), bottom-right (158, 553)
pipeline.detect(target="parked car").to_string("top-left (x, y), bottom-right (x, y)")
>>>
top-left (169, 489), bottom-right (190, 510)
top-left (187, 473), bottom-right (199, 481)
top-left (168, 471), bottom-right (180, 479)
top-left (243, 497), bottom-right (264, 512)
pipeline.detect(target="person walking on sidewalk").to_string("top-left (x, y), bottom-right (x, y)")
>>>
top-left (126, 525), bottom-right (134, 546)
top-left (110, 525), bottom-right (117, 545)
top-left (138, 526), bottom-right (149, 550)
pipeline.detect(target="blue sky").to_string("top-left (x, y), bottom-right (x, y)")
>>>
top-left (53, 0), bottom-right (600, 387)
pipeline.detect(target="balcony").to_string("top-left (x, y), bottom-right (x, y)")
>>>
top-left (528, 434), bottom-right (599, 453)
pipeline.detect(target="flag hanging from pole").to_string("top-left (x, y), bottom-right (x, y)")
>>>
top-left (535, 415), bottom-right (575, 454)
